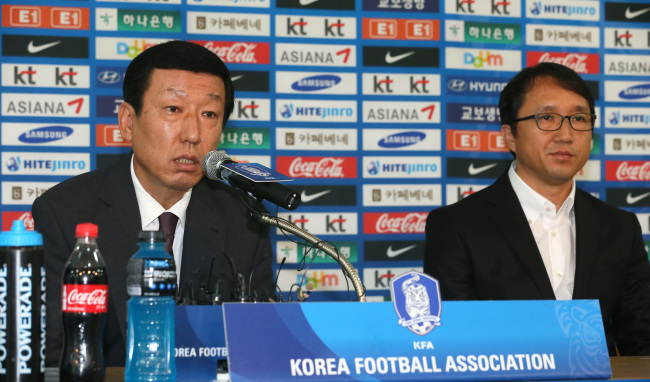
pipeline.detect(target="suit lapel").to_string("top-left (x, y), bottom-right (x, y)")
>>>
top-left (486, 173), bottom-right (556, 299)
top-left (94, 159), bottom-right (141, 343)
top-left (572, 191), bottom-right (599, 299)
top-left (179, 179), bottom-right (227, 298)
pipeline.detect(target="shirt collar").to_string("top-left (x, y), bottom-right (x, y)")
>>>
top-left (508, 161), bottom-right (576, 223)
top-left (130, 155), bottom-right (191, 229)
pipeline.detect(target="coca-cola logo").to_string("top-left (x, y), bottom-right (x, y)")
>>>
top-left (17, 212), bottom-right (34, 230)
top-left (289, 158), bottom-right (345, 178)
top-left (609, 161), bottom-right (650, 181)
top-left (62, 285), bottom-right (108, 313)
top-left (194, 41), bottom-right (270, 64)
top-left (374, 213), bottom-right (427, 234)
top-left (528, 52), bottom-right (599, 74)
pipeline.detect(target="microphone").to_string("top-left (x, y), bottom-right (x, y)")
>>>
top-left (202, 150), bottom-right (301, 211)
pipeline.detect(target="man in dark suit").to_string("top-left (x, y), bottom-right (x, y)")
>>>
top-left (32, 40), bottom-right (275, 367)
top-left (424, 62), bottom-right (650, 356)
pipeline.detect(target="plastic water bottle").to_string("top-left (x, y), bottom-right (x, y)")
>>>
top-left (0, 220), bottom-right (45, 382)
top-left (125, 231), bottom-right (177, 382)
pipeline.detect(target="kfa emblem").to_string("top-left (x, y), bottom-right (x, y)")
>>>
top-left (390, 271), bottom-right (441, 336)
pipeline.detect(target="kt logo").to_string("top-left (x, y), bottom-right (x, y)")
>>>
top-left (326, 215), bottom-right (347, 233)
top-left (614, 30), bottom-right (633, 47)
top-left (286, 214), bottom-right (309, 230)
top-left (324, 19), bottom-right (345, 37)
top-left (235, 100), bottom-right (260, 119)
top-left (375, 269), bottom-right (396, 288)
top-left (56, 67), bottom-right (79, 86)
top-left (287, 17), bottom-right (307, 36)
top-left (456, 0), bottom-right (475, 13)
top-left (14, 66), bottom-right (36, 85)
top-left (373, 75), bottom-right (394, 93)
top-left (492, 0), bottom-right (511, 15)
top-left (410, 76), bottom-right (431, 94)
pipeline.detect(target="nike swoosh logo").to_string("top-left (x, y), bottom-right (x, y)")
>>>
top-left (385, 51), bottom-right (415, 64)
top-left (27, 40), bottom-right (62, 54)
top-left (300, 189), bottom-right (331, 203)
top-left (625, 6), bottom-right (650, 19)
top-left (468, 162), bottom-right (498, 175)
top-left (387, 245), bottom-right (417, 258)
top-left (299, 0), bottom-right (319, 5)
top-left (231, 75), bottom-right (244, 81)
top-left (626, 191), bottom-right (650, 205)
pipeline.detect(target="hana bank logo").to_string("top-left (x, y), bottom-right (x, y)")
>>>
top-left (390, 271), bottom-right (441, 336)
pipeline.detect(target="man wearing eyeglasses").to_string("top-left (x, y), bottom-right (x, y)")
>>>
top-left (424, 62), bottom-right (650, 355)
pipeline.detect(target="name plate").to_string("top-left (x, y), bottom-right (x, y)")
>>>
top-left (175, 305), bottom-right (227, 381)
top-left (223, 299), bottom-right (611, 381)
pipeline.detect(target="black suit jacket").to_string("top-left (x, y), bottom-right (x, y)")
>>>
top-left (424, 171), bottom-right (650, 356)
top-left (32, 156), bottom-right (274, 367)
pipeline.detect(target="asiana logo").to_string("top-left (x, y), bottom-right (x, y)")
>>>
top-left (390, 271), bottom-right (441, 336)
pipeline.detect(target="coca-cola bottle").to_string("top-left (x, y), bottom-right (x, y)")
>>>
top-left (60, 223), bottom-right (108, 382)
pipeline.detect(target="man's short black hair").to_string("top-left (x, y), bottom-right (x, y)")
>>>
top-left (122, 40), bottom-right (234, 128)
top-left (499, 62), bottom-right (595, 136)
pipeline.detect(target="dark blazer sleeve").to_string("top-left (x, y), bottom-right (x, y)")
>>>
top-left (424, 205), bottom-right (477, 300)
top-left (611, 211), bottom-right (650, 356)
top-left (32, 194), bottom-right (76, 366)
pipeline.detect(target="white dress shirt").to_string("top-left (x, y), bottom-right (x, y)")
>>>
top-left (130, 155), bottom-right (191, 276)
top-left (508, 162), bottom-right (576, 300)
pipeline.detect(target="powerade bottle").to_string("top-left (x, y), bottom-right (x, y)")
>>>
top-left (125, 231), bottom-right (177, 382)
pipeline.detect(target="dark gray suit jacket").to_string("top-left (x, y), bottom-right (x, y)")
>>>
top-left (32, 156), bottom-right (274, 367)
top-left (424, 171), bottom-right (650, 356)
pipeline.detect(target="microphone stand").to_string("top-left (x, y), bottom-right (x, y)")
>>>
top-left (250, 211), bottom-right (366, 302)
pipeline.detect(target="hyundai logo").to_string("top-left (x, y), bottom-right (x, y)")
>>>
top-left (97, 70), bottom-right (122, 84)
top-left (447, 79), bottom-right (468, 92)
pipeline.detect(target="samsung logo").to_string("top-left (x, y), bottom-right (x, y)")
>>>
top-left (291, 75), bottom-right (341, 91)
top-left (378, 132), bottom-right (425, 148)
top-left (18, 125), bottom-right (73, 143)
top-left (619, 84), bottom-right (650, 100)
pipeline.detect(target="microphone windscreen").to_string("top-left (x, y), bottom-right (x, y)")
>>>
top-left (202, 150), bottom-right (232, 180)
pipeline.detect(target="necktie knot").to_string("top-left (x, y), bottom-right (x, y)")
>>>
top-left (158, 212), bottom-right (178, 255)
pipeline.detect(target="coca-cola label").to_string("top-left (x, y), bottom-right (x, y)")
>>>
top-left (363, 212), bottom-right (428, 234)
top-left (62, 284), bottom-right (108, 313)
top-left (606, 161), bottom-right (650, 181)
top-left (2, 211), bottom-right (33, 231)
top-left (276, 156), bottom-right (357, 178)
top-left (526, 51), bottom-right (600, 74)
top-left (190, 40), bottom-right (270, 64)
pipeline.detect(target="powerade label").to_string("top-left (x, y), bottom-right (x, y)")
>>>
top-left (141, 259), bottom-right (177, 297)
top-left (61, 284), bottom-right (108, 313)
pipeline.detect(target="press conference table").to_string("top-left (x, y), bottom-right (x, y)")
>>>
top-left (43, 356), bottom-right (650, 381)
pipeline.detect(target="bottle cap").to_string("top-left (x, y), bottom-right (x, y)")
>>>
top-left (76, 222), bottom-right (99, 238)
top-left (138, 230), bottom-right (166, 242)
top-left (0, 220), bottom-right (43, 247)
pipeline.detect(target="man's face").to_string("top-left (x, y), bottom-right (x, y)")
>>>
top-left (502, 78), bottom-right (592, 192)
top-left (118, 68), bottom-right (226, 204)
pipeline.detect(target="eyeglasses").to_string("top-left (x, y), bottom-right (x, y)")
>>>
top-left (512, 112), bottom-right (596, 131)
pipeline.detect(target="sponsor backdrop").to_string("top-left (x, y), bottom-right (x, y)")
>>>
top-left (1, 0), bottom-right (649, 301)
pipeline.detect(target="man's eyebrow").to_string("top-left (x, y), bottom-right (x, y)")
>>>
top-left (163, 88), bottom-right (222, 102)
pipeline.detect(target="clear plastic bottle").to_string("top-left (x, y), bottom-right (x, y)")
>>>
top-left (60, 222), bottom-right (108, 382)
top-left (125, 231), bottom-right (177, 382)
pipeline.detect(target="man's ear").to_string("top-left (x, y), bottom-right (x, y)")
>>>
top-left (501, 124), bottom-right (516, 155)
top-left (117, 102), bottom-right (135, 142)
